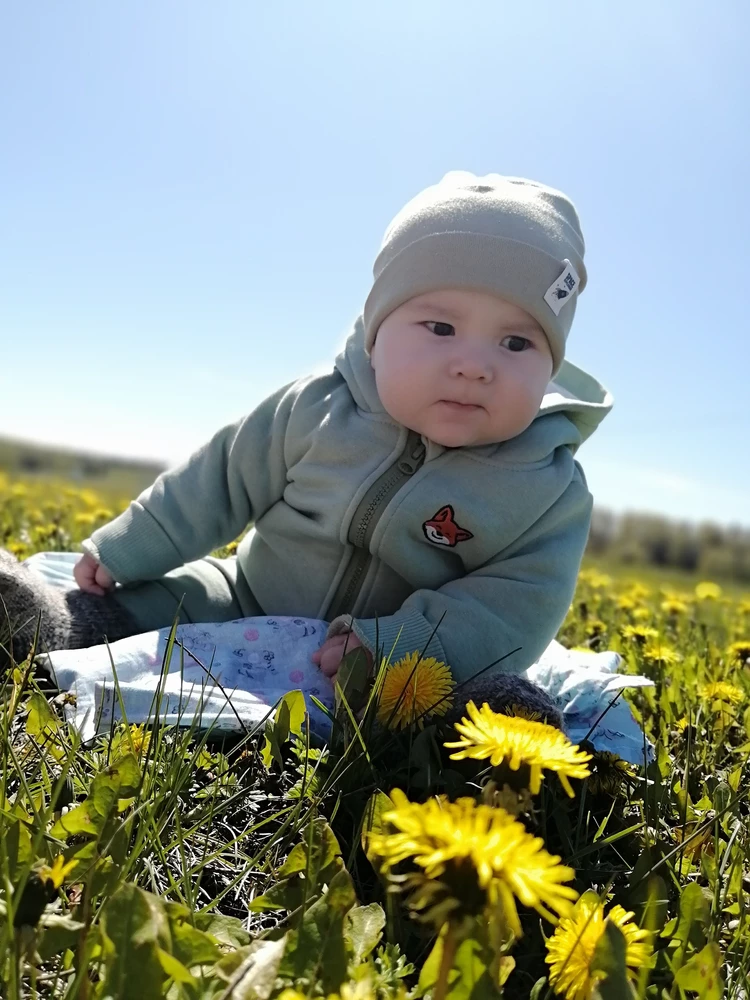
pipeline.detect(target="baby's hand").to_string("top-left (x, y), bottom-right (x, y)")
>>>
top-left (311, 633), bottom-right (372, 682)
top-left (73, 553), bottom-right (115, 596)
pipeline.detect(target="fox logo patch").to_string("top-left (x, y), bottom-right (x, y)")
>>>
top-left (422, 505), bottom-right (474, 547)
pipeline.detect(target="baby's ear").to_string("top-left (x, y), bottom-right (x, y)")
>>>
top-left (433, 506), bottom-right (453, 522)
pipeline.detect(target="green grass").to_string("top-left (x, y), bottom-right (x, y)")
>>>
top-left (1, 477), bottom-right (750, 998)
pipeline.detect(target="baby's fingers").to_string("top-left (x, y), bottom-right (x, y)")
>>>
top-left (94, 568), bottom-right (115, 592)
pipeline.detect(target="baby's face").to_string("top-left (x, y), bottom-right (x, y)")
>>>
top-left (370, 288), bottom-right (554, 447)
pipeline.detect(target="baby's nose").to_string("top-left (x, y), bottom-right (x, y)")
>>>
top-left (450, 352), bottom-right (494, 380)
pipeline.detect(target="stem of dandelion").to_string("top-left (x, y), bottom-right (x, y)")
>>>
top-left (434, 923), bottom-right (459, 1000)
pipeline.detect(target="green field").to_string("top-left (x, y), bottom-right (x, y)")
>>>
top-left (1, 455), bottom-right (749, 999)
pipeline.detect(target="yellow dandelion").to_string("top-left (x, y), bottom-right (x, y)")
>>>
top-left (578, 570), bottom-right (612, 590)
top-left (338, 979), bottom-right (384, 1000)
top-left (695, 581), bottom-right (722, 601)
top-left (661, 598), bottom-right (688, 616)
top-left (545, 890), bottom-right (652, 1000)
top-left (727, 640), bottom-right (750, 667)
top-left (620, 625), bottom-right (659, 645)
top-left (615, 596), bottom-right (636, 612)
top-left (128, 724), bottom-right (152, 757)
top-left (738, 600), bottom-right (750, 616)
top-left (586, 752), bottom-right (635, 797)
top-left (368, 789), bottom-right (578, 937)
top-left (504, 703), bottom-right (543, 722)
top-left (642, 641), bottom-right (681, 666)
top-left (631, 607), bottom-right (652, 622)
top-left (674, 717), bottom-right (689, 732)
top-left (111, 723), bottom-right (151, 760)
top-left (700, 681), bottom-right (744, 705)
top-left (38, 855), bottom-right (78, 890)
top-left (376, 652), bottom-right (454, 730)
top-left (444, 701), bottom-right (591, 797)
top-left (78, 488), bottom-right (101, 509)
top-left (625, 583), bottom-right (651, 602)
top-left (92, 507), bottom-right (114, 522)
top-left (584, 619), bottom-right (606, 638)
top-left (74, 512), bottom-right (96, 527)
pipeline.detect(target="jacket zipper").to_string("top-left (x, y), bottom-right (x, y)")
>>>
top-left (325, 430), bottom-right (427, 621)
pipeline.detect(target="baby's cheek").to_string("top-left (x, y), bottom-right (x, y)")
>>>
top-left (378, 372), bottom-right (424, 426)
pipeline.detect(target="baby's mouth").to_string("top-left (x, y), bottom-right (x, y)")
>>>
top-left (437, 400), bottom-right (483, 412)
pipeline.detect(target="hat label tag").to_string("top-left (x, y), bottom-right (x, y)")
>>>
top-left (544, 259), bottom-right (580, 316)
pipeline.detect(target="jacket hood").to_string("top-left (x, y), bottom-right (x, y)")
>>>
top-left (334, 315), bottom-right (613, 460)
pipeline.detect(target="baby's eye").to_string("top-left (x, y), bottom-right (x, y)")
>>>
top-left (502, 335), bottom-right (532, 352)
top-left (424, 321), bottom-right (455, 337)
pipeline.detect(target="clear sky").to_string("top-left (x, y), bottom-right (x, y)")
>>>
top-left (1, 1), bottom-right (747, 527)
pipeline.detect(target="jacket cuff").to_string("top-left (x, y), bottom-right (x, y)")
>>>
top-left (327, 610), bottom-right (449, 669)
top-left (87, 504), bottom-right (184, 585)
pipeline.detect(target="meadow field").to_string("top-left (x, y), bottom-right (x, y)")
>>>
top-left (1, 471), bottom-right (749, 999)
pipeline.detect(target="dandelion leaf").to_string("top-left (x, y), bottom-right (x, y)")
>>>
top-left (277, 817), bottom-right (341, 879)
top-left (673, 942), bottom-right (723, 1000)
top-left (102, 751), bottom-right (142, 796)
top-left (25, 691), bottom-right (65, 760)
top-left (344, 902), bottom-right (386, 965)
top-left (276, 689), bottom-right (306, 742)
top-left (418, 923), bottom-right (500, 999)
top-left (101, 884), bottom-right (172, 1000)
top-left (163, 903), bottom-right (222, 967)
top-left (1, 812), bottom-right (32, 875)
top-left (192, 910), bottom-right (251, 950)
top-left (36, 913), bottom-right (88, 961)
top-left (279, 867), bottom-right (356, 993)
top-left (50, 754), bottom-right (140, 840)
top-left (25, 690), bottom-right (62, 737)
top-left (262, 689), bottom-right (306, 768)
top-left (361, 790), bottom-right (395, 867)
top-left (409, 725), bottom-right (442, 788)
top-left (591, 921), bottom-right (637, 1000)
top-left (666, 881), bottom-right (711, 950)
top-left (252, 818), bottom-right (343, 914)
top-left (627, 847), bottom-right (669, 931)
top-left (213, 936), bottom-right (287, 1000)
top-left (335, 646), bottom-right (371, 712)
top-left (157, 947), bottom-right (196, 985)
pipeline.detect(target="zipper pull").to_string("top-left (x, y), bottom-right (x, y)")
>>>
top-left (398, 439), bottom-right (426, 474)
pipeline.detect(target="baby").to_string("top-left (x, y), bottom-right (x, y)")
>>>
top-left (2, 170), bottom-right (612, 709)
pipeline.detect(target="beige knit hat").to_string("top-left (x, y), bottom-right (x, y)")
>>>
top-left (363, 170), bottom-right (588, 377)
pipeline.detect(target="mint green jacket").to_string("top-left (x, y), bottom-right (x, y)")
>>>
top-left (86, 317), bottom-right (612, 683)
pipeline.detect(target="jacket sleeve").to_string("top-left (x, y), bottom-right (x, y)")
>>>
top-left (82, 380), bottom-right (301, 585)
top-left (329, 465), bottom-right (593, 685)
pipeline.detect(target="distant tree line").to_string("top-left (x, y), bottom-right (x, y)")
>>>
top-left (587, 508), bottom-right (750, 583)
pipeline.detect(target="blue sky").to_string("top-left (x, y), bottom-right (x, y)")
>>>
top-left (1, 1), bottom-right (747, 527)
